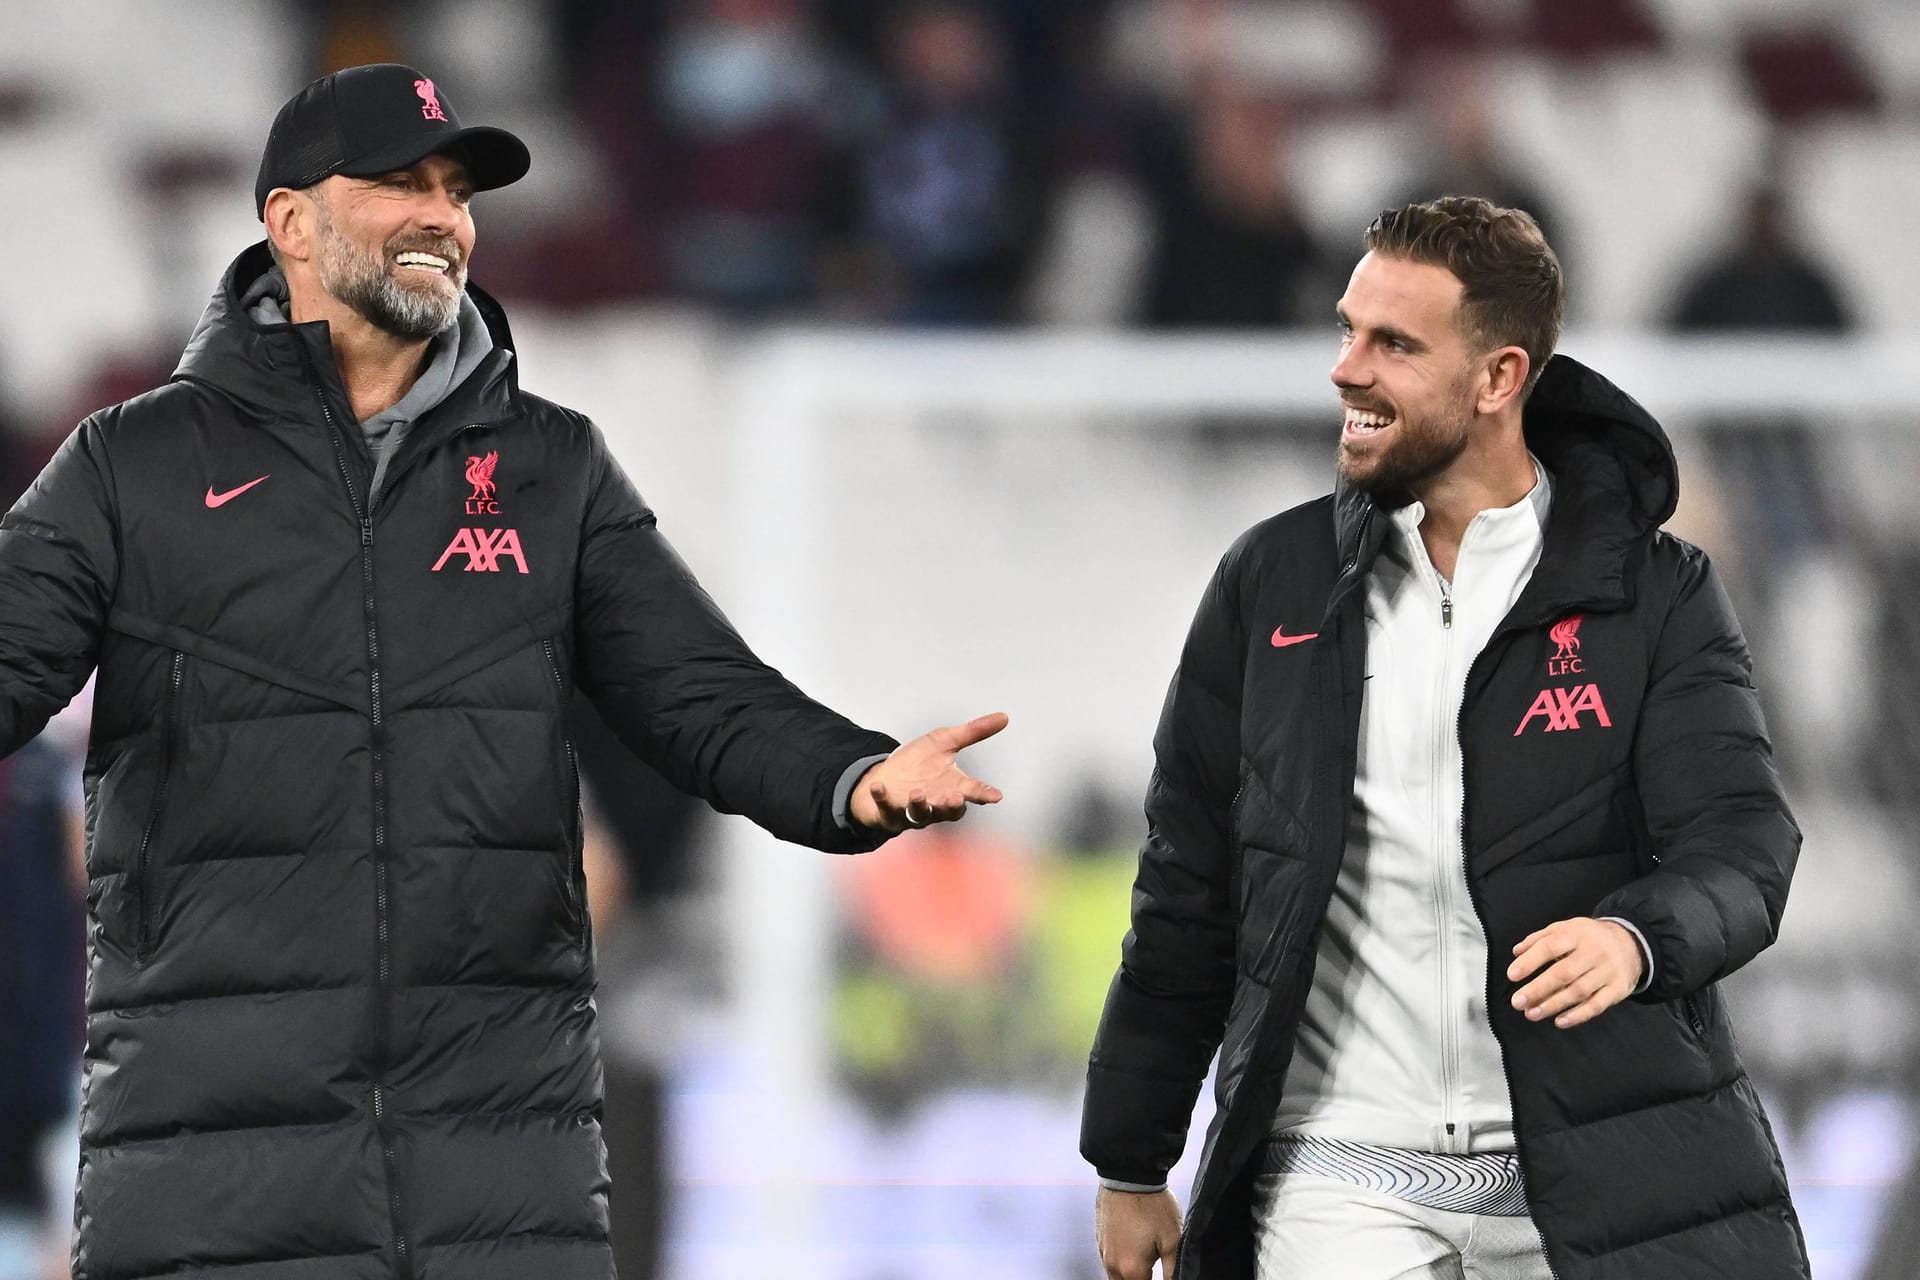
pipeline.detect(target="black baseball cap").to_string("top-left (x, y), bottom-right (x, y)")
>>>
top-left (254, 63), bottom-right (530, 218)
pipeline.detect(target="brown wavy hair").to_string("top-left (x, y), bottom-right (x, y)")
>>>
top-left (1364, 196), bottom-right (1564, 399)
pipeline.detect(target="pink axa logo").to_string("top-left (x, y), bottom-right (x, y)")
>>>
top-left (465, 451), bottom-right (499, 514)
top-left (1548, 613), bottom-right (1584, 676)
top-left (1513, 683), bottom-right (1612, 736)
top-left (433, 527), bottom-right (528, 574)
top-left (415, 78), bottom-right (449, 123)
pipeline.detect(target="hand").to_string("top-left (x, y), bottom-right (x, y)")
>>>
top-left (850, 712), bottom-right (1008, 833)
top-left (1096, 1185), bottom-right (1182, 1280)
top-left (1507, 917), bottom-right (1645, 1030)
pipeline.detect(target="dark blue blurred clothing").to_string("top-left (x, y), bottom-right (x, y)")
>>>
top-left (0, 736), bottom-right (82, 1208)
top-left (864, 96), bottom-right (1043, 326)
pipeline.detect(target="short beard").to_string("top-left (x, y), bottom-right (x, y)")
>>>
top-left (313, 202), bottom-right (465, 341)
top-left (1336, 380), bottom-right (1475, 503)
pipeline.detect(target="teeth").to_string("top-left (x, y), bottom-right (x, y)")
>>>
top-left (395, 252), bottom-right (450, 270)
top-left (1346, 409), bottom-right (1394, 428)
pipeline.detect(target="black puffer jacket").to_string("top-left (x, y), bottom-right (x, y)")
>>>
top-left (0, 244), bottom-right (896, 1280)
top-left (1082, 355), bottom-right (1807, 1278)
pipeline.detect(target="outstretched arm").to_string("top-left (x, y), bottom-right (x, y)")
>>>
top-left (574, 423), bottom-right (902, 851)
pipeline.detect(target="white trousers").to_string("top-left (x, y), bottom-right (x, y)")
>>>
top-left (1253, 1170), bottom-right (1555, 1280)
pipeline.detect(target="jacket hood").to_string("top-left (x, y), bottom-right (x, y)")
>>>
top-left (173, 241), bottom-right (521, 423)
top-left (1522, 352), bottom-right (1678, 532)
top-left (1335, 352), bottom-right (1680, 610)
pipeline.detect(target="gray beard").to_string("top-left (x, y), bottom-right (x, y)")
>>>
top-left (316, 222), bottom-right (464, 341)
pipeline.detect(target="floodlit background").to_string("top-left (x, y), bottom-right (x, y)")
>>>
top-left (4, 1), bottom-right (1920, 1277)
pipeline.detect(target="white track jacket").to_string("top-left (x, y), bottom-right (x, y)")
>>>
top-left (1273, 460), bottom-right (1552, 1154)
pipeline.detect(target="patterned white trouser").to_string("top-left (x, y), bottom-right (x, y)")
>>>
top-left (1253, 1169), bottom-right (1555, 1280)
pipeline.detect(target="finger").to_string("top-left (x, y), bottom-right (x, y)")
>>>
top-left (1512, 956), bottom-right (1595, 1013)
top-left (961, 776), bottom-right (1003, 805)
top-left (930, 711), bottom-right (1010, 753)
top-left (1506, 928), bottom-right (1576, 982)
top-left (917, 777), bottom-right (1006, 822)
top-left (866, 781), bottom-right (905, 833)
top-left (922, 795), bottom-right (969, 824)
top-left (1512, 928), bottom-right (1547, 955)
top-left (878, 786), bottom-right (929, 832)
top-left (1161, 1242), bottom-right (1179, 1277)
top-left (1522, 971), bottom-right (1605, 1022)
top-left (902, 791), bottom-right (933, 828)
top-left (1552, 987), bottom-right (1625, 1029)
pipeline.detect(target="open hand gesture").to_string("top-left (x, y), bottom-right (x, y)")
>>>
top-left (851, 712), bottom-right (1008, 833)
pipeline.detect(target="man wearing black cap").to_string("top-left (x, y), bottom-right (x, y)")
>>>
top-left (0, 64), bottom-right (1006, 1280)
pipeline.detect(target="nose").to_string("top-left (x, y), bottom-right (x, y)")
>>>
top-left (415, 182), bottom-right (463, 234)
top-left (1330, 340), bottom-right (1368, 392)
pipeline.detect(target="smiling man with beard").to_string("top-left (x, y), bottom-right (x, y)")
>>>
top-left (1086, 197), bottom-right (1807, 1279)
top-left (0, 64), bottom-right (1009, 1280)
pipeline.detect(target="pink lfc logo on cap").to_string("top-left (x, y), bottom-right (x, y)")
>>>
top-left (415, 78), bottom-right (448, 123)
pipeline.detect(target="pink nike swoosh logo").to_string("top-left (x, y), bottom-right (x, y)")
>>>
top-left (205, 475), bottom-right (270, 508)
top-left (1271, 627), bottom-right (1319, 648)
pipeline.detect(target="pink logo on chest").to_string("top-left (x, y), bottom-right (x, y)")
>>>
top-left (433, 528), bottom-right (528, 574)
top-left (1548, 614), bottom-right (1584, 675)
top-left (465, 451), bottom-right (500, 514)
top-left (1513, 684), bottom-right (1612, 736)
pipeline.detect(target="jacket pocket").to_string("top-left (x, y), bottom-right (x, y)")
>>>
top-left (133, 650), bottom-right (187, 963)
top-left (542, 638), bottom-right (587, 947)
top-left (1681, 986), bottom-right (1710, 1039)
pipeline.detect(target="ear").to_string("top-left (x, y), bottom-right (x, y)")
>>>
top-left (262, 187), bottom-right (316, 265)
top-left (1476, 346), bottom-right (1530, 416)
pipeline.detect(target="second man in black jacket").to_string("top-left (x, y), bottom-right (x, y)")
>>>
top-left (1086, 197), bottom-right (1804, 1280)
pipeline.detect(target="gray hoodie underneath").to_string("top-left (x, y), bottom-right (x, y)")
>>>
top-left (243, 267), bottom-right (497, 505)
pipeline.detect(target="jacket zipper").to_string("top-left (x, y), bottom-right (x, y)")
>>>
top-left (1459, 639), bottom-right (1564, 1280)
top-left (1430, 564), bottom-right (1461, 1150)
top-left (134, 650), bottom-right (186, 962)
top-left (1683, 991), bottom-right (1707, 1037)
top-left (314, 383), bottom-right (414, 1280)
top-left (542, 639), bottom-right (587, 944)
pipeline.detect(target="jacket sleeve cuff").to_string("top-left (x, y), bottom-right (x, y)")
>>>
top-left (1098, 1177), bottom-right (1169, 1194)
top-left (832, 753), bottom-right (894, 832)
top-left (1599, 915), bottom-right (1656, 995)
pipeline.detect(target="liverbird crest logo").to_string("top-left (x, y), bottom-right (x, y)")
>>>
top-left (415, 78), bottom-right (449, 123)
top-left (465, 451), bottom-right (499, 515)
top-left (1548, 614), bottom-right (1583, 676)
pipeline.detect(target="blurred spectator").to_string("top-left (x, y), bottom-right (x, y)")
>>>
top-left (1, 414), bottom-right (85, 1280)
top-left (0, 733), bottom-right (84, 1280)
top-left (1670, 183), bottom-right (1851, 333)
top-left (1394, 55), bottom-right (1562, 255)
top-left (1666, 183), bottom-right (1852, 566)
top-left (653, 0), bottom-right (875, 316)
top-left (821, 0), bottom-right (1109, 119)
top-left (833, 2), bottom-right (1050, 325)
top-left (1133, 75), bottom-right (1328, 328)
top-left (831, 826), bottom-right (1037, 1114)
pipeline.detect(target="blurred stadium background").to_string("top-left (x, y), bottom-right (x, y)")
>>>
top-left (4, 1), bottom-right (1920, 1277)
